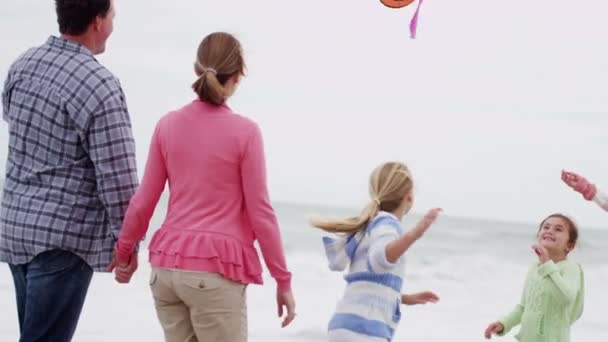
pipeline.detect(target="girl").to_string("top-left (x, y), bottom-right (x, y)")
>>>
top-left (561, 170), bottom-right (608, 212)
top-left (109, 32), bottom-right (295, 342)
top-left (484, 213), bottom-right (585, 342)
top-left (312, 161), bottom-right (441, 342)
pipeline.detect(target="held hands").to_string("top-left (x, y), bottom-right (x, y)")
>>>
top-left (277, 289), bottom-right (296, 328)
top-left (484, 322), bottom-right (504, 339)
top-left (107, 249), bottom-right (138, 284)
top-left (532, 244), bottom-right (550, 265)
top-left (561, 170), bottom-right (597, 200)
top-left (401, 291), bottom-right (440, 305)
top-left (412, 208), bottom-right (442, 238)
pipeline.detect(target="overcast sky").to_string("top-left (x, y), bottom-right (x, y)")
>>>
top-left (1, 0), bottom-right (606, 228)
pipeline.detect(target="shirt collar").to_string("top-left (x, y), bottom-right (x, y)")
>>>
top-left (47, 36), bottom-right (93, 56)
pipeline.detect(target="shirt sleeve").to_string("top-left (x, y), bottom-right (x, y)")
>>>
top-left (2, 72), bottom-right (11, 121)
top-left (82, 80), bottom-right (139, 242)
top-left (116, 120), bottom-right (168, 262)
top-left (593, 189), bottom-right (608, 212)
top-left (498, 266), bottom-right (533, 335)
top-left (240, 123), bottom-right (292, 292)
top-left (537, 260), bottom-right (583, 307)
top-left (367, 223), bottom-right (401, 273)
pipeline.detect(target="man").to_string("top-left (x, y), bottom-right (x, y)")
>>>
top-left (0, 1), bottom-right (138, 340)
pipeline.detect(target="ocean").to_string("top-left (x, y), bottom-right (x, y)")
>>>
top-left (1, 199), bottom-right (607, 341)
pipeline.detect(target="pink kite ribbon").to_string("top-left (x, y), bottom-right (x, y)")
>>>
top-left (409, 0), bottom-right (424, 39)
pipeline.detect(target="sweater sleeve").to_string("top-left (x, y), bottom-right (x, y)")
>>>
top-left (593, 189), bottom-right (608, 212)
top-left (498, 266), bottom-right (533, 336)
top-left (116, 120), bottom-right (168, 263)
top-left (240, 124), bottom-right (292, 292)
top-left (367, 224), bottom-right (401, 273)
top-left (498, 305), bottom-right (524, 336)
top-left (571, 264), bottom-right (585, 322)
top-left (538, 261), bottom-right (583, 307)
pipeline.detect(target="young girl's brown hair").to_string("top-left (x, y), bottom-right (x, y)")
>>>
top-left (538, 213), bottom-right (579, 252)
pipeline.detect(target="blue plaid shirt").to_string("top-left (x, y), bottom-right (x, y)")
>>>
top-left (0, 36), bottom-right (138, 271)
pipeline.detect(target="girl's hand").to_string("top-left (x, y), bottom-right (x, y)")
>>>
top-left (412, 208), bottom-right (442, 238)
top-left (532, 244), bottom-right (550, 264)
top-left (402, 291), bottom-right (439, 305)
top-left (561, 170), bottom-right (597, 200)
top-left (484, 322), bottom-right (504, 339)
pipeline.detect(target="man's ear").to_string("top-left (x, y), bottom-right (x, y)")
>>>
top-left (92, 16), bottom-right (103, 32)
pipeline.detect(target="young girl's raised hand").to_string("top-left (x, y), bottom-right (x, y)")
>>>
top-left (484, 322), bottom-right (504, 339)
top-left (532, 244), bottom-right (550, 264)
top-left (412, 208), bottom-right (442, 237)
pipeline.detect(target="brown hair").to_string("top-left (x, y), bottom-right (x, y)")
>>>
top-left (538, 213), bottom-right (580, 248)
top-left (311, 162), bottom-right (413, 234)
top-left (55, 0), bottom-right (111, 35)
top-left (192, 32), bottom-right (246, 105)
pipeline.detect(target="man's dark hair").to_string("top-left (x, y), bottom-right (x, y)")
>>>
top-left (55, 0), bottom-right (111, 35)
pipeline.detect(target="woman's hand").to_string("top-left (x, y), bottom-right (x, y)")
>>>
top-left (277, 289), bottom-right (296, 327)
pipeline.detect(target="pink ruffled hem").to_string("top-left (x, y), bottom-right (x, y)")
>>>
top-left (147, 228), bottom-right (264, 285)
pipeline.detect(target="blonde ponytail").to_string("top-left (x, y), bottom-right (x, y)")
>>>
top-left (312, 201), bottom-right (380, 234)
top-left (311, 161), bottom-right (413, 235)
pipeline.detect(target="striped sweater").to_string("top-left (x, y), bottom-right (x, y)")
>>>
top-left (323, 212), bottom-right (406, 342)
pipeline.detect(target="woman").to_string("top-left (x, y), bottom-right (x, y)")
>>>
top-left (110, 32), bottom-right (296, 342)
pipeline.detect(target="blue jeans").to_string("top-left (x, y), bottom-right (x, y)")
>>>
top-left (8, 249), bottom-right (94, 342)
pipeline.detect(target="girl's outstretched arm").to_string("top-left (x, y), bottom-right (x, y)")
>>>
top-left (401, 291), bottom-right (439, 305)
top-left (497, 305), bottom-right (524, 337)
top-left (561, 170), bottom-right (608, 212)
top-left (384, 208), bottom-right (441, 263)
top-left (494, 266), bottom-right (534, 337)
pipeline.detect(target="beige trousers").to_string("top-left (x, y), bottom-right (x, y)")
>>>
top-left (149, 268), bottom-right (247, 342)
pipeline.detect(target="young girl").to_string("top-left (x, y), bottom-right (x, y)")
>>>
top-left (108, 32), bottom-right (295, 341)
top-left (484, 213), bottom-right (585, 342)
top-left (562, 170), bottom-right (608, 212)
top-left (312, 161), bottom-right (441, 342)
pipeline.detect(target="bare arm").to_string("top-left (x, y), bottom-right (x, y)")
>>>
top-left (385, 208), bottom-right (441, 263)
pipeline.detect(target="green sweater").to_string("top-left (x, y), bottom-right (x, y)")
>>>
top-left (498, 260), bottom-right (584, 342)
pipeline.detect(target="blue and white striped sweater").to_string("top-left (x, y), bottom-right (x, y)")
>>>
top-left (323, 212), bottom-right (406, 341)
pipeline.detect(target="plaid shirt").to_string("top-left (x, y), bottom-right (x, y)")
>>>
top-left (0, 36), bottom-right (138, 271)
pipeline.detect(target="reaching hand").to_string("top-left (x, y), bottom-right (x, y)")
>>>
top-left (277, 289), bottom-right (296, 328)
top-left (532, 244), bottom-right (550, 265)
top-left (402, 291), bottom-right (440, 305)
top-left (412, 208), bottom-right (442, 238)
top-left (561, 170), bottom-right (596, 200)
top-left (484, 322), bottom-right (504, 339)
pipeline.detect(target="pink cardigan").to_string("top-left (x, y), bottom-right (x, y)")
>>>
top-left (116, 100), bottom-right (292, 292)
